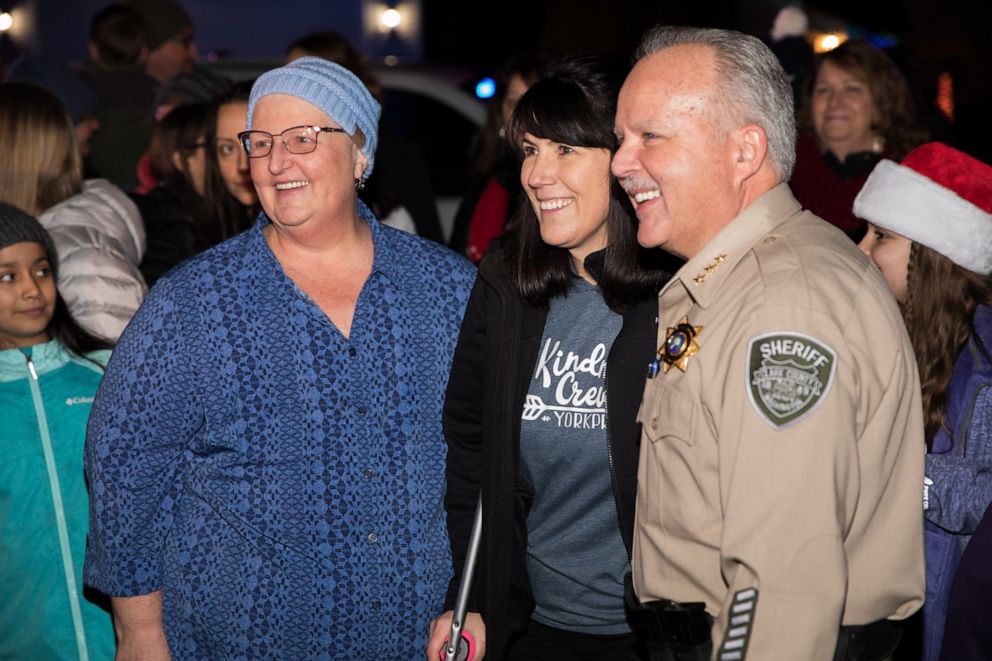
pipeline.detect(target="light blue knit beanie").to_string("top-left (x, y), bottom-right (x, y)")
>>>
top-left (247, 56), bottom-right (381, 176)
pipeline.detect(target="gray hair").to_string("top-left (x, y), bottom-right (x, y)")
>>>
top-left (635, 26), bottom-right (797, 181)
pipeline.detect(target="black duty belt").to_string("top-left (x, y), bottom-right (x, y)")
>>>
top-left (625, 575), bottom-right (902, 661)
top-left (624, 574), bottom-right (713, 661)
top-left (834, 619), bottom-right (902, 661)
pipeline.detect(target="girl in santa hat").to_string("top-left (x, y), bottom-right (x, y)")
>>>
top-left (855, 142), bottom-right (992, 661)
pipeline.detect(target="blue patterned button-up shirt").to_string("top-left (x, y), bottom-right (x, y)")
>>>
top-left (84, 210), bottom-right (475, 660)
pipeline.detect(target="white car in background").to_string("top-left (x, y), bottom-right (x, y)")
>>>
top-left (207, 60), bottom-right (485, 243)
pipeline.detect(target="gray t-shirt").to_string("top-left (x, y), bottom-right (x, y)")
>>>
top-left (519, 278), bottom-right (631, 634)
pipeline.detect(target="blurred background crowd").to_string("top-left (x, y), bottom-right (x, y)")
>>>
top-left (0, 0), bottom-right (987, 284)
top-left (1, 2), bottom-right (990, 659)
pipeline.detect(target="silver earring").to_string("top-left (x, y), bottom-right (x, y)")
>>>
top-left (355, 176), bottom-right (366, 191)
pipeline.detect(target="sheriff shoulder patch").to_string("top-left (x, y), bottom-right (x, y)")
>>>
top-left (746, 332), bottom-right (836, 429)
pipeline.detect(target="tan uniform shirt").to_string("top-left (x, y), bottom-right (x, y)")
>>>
top-left (633, 184), bottom-right (925, 660)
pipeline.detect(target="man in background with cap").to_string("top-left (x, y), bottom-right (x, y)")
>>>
top-left (612, 26), bottom-right (924, 659)
top-left (128, 0), bottom-right (196, 84)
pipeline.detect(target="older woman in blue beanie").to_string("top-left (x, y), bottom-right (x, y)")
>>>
top-left (84, 57), bottom-right (475, 660)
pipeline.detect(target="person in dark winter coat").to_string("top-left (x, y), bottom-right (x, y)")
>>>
top-left (941, 502), bottom-right (992, 660)
top-left (81, 3), bottom-right (158, 191)
top-left (129, 102), bottom-right (208, 286)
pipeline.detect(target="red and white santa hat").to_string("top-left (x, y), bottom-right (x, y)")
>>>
top-left (854, 142), bottom-right (992, 275)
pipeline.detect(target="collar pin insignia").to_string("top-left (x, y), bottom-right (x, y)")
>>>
top-left (693, 253), bottom-right (728, 284)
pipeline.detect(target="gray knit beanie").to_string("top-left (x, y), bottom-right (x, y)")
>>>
top-left (0, 203), bottom-right (59, 275)
top-left (247, 56), bottom-right (381, 175)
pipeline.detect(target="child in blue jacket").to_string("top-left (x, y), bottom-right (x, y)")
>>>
top-left (0, 203), bottom-right (116, 660)
top-left (855, 142), bottom-right (992, 661)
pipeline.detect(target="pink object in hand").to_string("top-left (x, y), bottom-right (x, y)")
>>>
top-left (439, 631), bottom-right (476, 661)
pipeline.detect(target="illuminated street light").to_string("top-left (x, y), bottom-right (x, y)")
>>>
top-left (0, 12), bottom-right (13, 32)
top-left (813, 32), bottom-right (846, 53)
top-left (380, 8), bottom-right (402, 30)
top-left (363, 0), bottom-right (420, 63)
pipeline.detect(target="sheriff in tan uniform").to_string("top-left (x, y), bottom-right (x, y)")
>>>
top-left (612, 26), bottom-right (925, 661)
top-left (634, 184), bottom-right (925, 659)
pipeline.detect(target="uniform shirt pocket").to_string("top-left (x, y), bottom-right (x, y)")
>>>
top-left (640, 379), bottom-right (706, 536)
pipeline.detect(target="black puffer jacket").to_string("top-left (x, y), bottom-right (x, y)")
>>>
top-left (442, 247), bottom-right (664, 658)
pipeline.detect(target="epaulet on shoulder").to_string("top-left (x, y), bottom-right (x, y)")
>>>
top-left (751, 231), bottom-right (809, 302)
top-left (752, 231), bottom-right (801, 276)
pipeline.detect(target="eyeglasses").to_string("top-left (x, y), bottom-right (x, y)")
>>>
top-left (238, 125), bottom-right (346, 158)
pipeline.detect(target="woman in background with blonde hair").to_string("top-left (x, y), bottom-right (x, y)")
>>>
top-left (0, 82), bottom-right (146, 342)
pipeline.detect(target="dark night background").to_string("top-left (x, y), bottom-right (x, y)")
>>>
top-left (2, 0), bottom-right (990, 160)
top-left (0, 5), bottom-right (980, 656)
top-left (419, 0), bottom-right (991, 161)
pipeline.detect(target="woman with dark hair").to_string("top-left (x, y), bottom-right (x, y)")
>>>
top-left (449, 51), bottom-right (549, 261)
top-left (428, 55), bottom-right (672, 661)
top-left (855, 143), bottom-right (992, 661)
top-left (200, 80), bottom-right (259, 248)
top-left (135, 84), bottom-right (260, 284)
top-left (131, 102), bottom-right (208, 286)
top-left (0, 203), bottom-right (115, 660)
top-left (791, 39), bottom-right (927, 241)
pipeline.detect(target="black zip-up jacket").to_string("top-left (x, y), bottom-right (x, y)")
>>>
top-left (442, 247), bottom-right (663, 658)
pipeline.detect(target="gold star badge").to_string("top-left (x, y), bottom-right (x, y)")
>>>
top-left (660, 316), bottom-right (703, 373)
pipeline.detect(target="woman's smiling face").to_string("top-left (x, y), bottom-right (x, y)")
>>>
top-left (249, 94), bottom-right (367, 231)
top-left (520, 132), bottom-right (613, 268)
